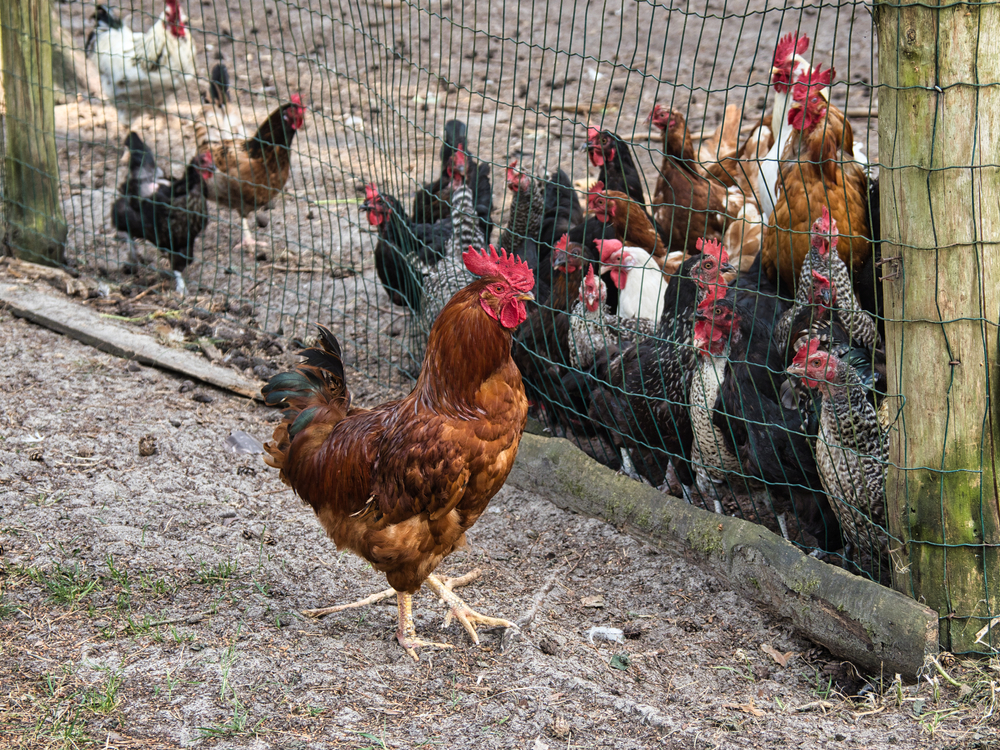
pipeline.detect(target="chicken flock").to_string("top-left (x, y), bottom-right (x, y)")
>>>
top-left (77, 5), bottom-right (891, 658)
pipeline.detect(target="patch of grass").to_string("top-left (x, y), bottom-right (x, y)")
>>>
top-left (195, 560), bottom-right (239, 586)
top-left (79, 668), bottom-right (123, 715)
top-left (27, 562), bottom-right (100, 606)
top-left (350, 730), bottom-right (389, 750)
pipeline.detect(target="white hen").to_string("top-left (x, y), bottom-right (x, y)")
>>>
top-left (87, 1), bottom-right (197, 126)
top-left (597, 239), bottom-right (667, 325)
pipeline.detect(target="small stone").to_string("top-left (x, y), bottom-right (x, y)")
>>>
top-left (28, 449), bottom-right (44, 461)
top-left (126, 361), bottom-right (142, 372)
top-left (138, 434), bottom-right (157, 457)
top-left (255, 213), bottom-right (269, 229)
top-left (179, 380), bottom-right (195, 393)
top-left (307, 209), bottom-right (316, 220)
top-left (192, 392), bottom-right (214, 403)
top-left (219, 509), bottom-right (237, 519)
top-left (539, 637), bottom-right (559, 656)
top-left (169, 418), bottom-right (182, 428)
top-left (92, 619), bottom-right (110, 629)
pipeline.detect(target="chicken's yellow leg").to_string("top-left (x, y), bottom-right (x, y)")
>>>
top-left (425, 572), bottom-right (516, 645)
top-left (395, 591), bottom-right (453, 661)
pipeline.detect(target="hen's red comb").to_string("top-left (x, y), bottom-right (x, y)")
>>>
top-left (463, 245), bottom-right (534, 292)
top-left (792, 66), bottom-right (834, 101)
top-left (589, 180), bottom-right (605, 196)
top-left (555, 233), bottom-right (569, 252)
top-left (810, 206), bottom-right (839, 250)
top-left (791, 338), bottom-right (824, 365)
top-left (290, 93), bottom-right (304, 107)
top-left (587, 127), bottom-right (601, 142)
top-left (696, 237), bottom-right (730, 266)
top-left (595, 239), bottom-right (623, 264)
top-left (364, 183), bottom-right (378, 202)
top-left (811, 269), bottom-right (830, 285)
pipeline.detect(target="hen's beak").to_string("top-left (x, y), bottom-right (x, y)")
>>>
top-left (770, 66), bottom-right (782, 78)
top-left (119, 148), bottom-right (131, 166)
top-left (786, 363), bottom-right (805, 377)
top-left (517, 292), bottom-right (535, 302)
top-left (819, 87), bottom-right (830, 103)
top-left (359, 201), bottom-right (372, 212)
top-left (721, 260), bottom-right (736, 275)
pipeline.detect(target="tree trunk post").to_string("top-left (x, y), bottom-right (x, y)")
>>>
top-left (1, 0), bottom-right (67, 264)
top-left (876, 1), bottom-right (1000, 653)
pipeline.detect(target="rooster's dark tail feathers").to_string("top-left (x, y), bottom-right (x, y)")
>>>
top-left (262, 327), bottom-right (350, 473)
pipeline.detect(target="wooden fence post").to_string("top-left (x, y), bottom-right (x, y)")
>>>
top-left (1, 0), bottom-right (67, 264)
top-left (876, 0), bottom-right (1000, 653)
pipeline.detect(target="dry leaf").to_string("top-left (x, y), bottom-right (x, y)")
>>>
top-left (723, 701), bottom-right (765, 717)
top-left (761, 643), bottom-right (794, 667)
top-left (580, 595), bottom-right (605, 608)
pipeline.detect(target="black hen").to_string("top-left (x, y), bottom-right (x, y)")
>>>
top-left (584, 128), bottom-right (647, 207)
top-left (411, 120), bottom-right (494, 243)
top-left (362, 186), bottom-right (450, 311)
top-left (209, 62), bottom-right (230, 106)
top-left (710, 297), bottom-right (841, 552)
top-left (112, 132), bottom-right (213, 295)
top-left (523, 168), bottom-right (585, 307)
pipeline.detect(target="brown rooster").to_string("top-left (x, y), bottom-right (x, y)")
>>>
top-left (587, 182), bottom-right (665, 266)
top-left (760, 68), bottom-right (870, 292)
top-left (262, 246), bottom-right (535, 660)
top-left (648, 106), bottom-right (729, 255)
top-left (197, 94), bottom-right (306, 252)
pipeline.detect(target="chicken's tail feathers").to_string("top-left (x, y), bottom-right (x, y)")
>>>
top-left (262, 326), bottom-right (349, 434)
top-left (262, 327), bottom-right (350, 474)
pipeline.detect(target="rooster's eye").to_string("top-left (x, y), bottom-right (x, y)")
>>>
top-left (494, 284), bottom-right (504, 293)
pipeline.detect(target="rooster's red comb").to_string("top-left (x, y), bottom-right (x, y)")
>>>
top-left (364, 183), bottom-right (379, 202)
top-left (774, 32), bottom-right (810, 66)
top-left (811, 269), bottom-right (830, 286)
top-left (588, 180), bottom-right (605, 196)
top-left (584, 263), bottom-right (597, 284)
top-left (696, 237), bottom-right (729, 266)
top-left (290, 93), bottom-right (304, 107)
top-left (463, 245), bottom-right (534, 292)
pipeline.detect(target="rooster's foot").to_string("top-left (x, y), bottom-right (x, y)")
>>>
top-left (396, 590), bottom-right (452, 661)
top-left (425, 571), bottom-right (515, 645)
top-left (301, 586), bottom-right (396, 618)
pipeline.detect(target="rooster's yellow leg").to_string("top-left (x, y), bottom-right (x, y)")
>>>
top-left (232, 217), bottom-right (258, 253)
top-left (425, 572), bottom-right (516, 645)
top-left (396, 591), bottom-right (453, 661)
top-left (301, 586), bottom-right (396, 618)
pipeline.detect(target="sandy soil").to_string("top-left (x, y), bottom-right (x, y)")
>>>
top-left (1, 303), bottom-right (996, 749)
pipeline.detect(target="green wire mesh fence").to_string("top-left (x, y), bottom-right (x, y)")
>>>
top-left (2, 0), bottom-right (998, 653)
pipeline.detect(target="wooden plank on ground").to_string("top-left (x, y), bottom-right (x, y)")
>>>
top-left (508, 433), bottom-right (939, 680)
top-left (0, 283), bottom-right (263, 400)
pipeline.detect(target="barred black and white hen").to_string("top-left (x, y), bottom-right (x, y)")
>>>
top-left (408, 147), bottom-right (487, 368)
top-left (568, 264), bottom-right (655, 373)
top-left (788, 341), bottom-right (889, 580)
top-left (499, 160), bottom-right (545, 261)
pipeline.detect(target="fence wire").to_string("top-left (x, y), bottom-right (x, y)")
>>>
top-left (1, 0), bottom-right (997, 653)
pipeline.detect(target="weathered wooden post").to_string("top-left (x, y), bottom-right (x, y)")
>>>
top-left (876, 0), bottom-right (1000, 652)
top-left (1, 0), bottom-right (67, 264)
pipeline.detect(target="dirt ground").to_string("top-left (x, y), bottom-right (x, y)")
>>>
top-left (2, 304), bottom-right (998, 749)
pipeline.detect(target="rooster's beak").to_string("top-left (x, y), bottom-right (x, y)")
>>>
top-left (517, 292), bottom-right (535, 302)
top-left (119, 149), bottom-right (131, 166)
top-left (819, 87), bottom-right (830, 103)
top-left (770, 66), bottom-right (782, 78)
